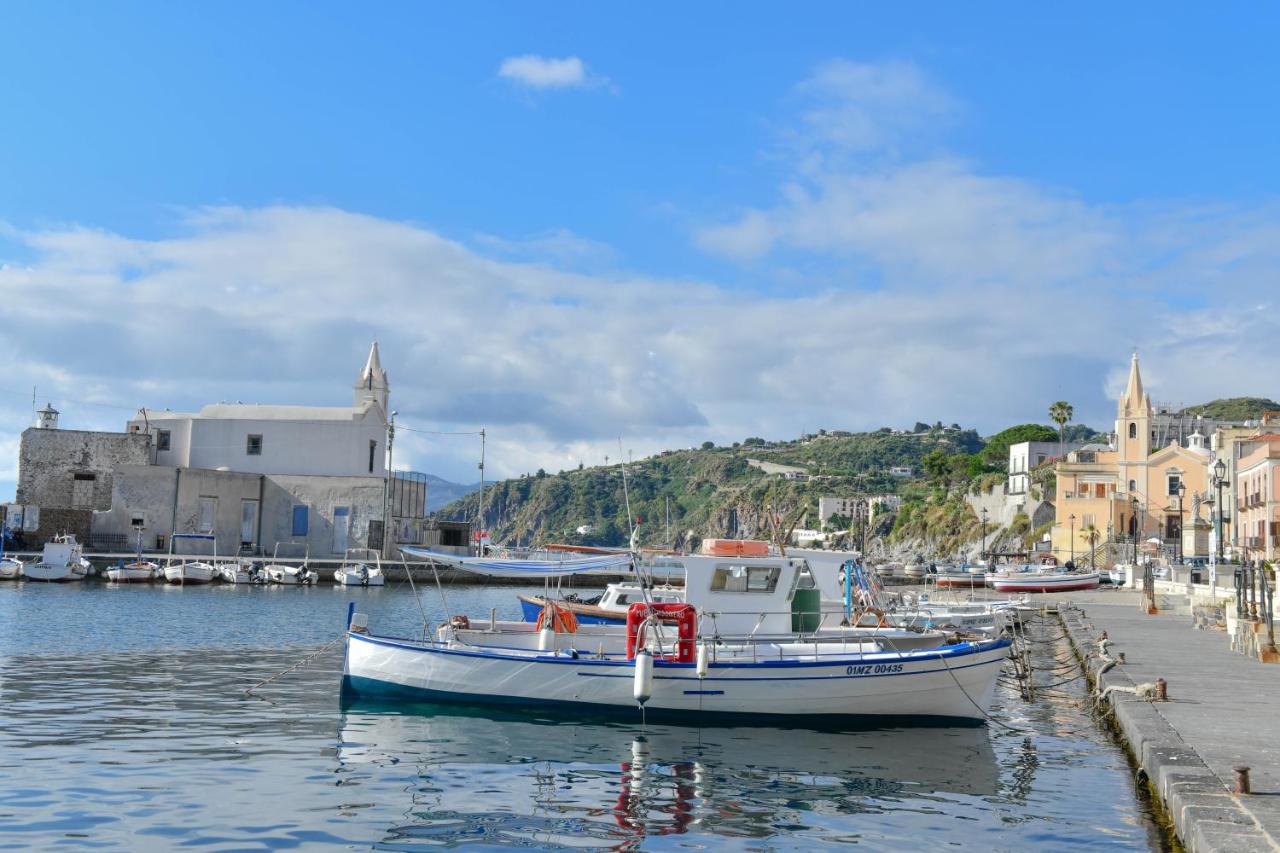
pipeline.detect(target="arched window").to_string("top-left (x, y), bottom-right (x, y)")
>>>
top-left (1128, 422), bottom-right (1137, 439)
top-left (1129, 479), bottom-right (1136, 493)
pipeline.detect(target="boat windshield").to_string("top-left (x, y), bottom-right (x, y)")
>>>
top-left (710, 563), bottom-right (781, 593)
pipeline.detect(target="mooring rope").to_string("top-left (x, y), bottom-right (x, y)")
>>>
top-left (244, 634), bottom-right (345, 698)
top-left (938, 649), bottom-right (1023, 732)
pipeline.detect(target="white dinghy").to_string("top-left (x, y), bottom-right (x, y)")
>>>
top-left (265, 543), bottom-right (317, 585)
top-left (163, 533), bottom-right (218, 585)
top-left (25, 536), bottom-right (90, 583)
top-left (334, 548), bottom-right (385, 586)
top-left (345, 546), bottom-right (1010, 725)
top-left (0, 538), bottom-right (22, 580)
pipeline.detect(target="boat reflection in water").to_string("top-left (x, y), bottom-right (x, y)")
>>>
top-left (335, 699), bottom-right (1000, 848)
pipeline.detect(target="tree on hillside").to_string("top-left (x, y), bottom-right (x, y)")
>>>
top-left (701, 441), bottom-right (715, 450)
top-left (1048, 401), bottom-right (1074, 458)
top-left (981, 424), bottom-right (1059, 468)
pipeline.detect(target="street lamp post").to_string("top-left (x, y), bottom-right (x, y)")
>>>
top-left (1069, 513), bottom-right (1076, 566)
top-left (1213, 458), bottom-right (1228, 564)
top-left (1131, 496), bottom-right (1140, 567)
top-left (1177, 481), bottom-right (1187, 563)
top-left (980, 508), bottom-right (988, 563)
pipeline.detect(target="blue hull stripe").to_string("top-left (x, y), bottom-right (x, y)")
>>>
top-left (348, 631), bottom-right (1010, 670)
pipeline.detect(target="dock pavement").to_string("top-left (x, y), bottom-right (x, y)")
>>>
top-left (1059, 587), bottom-right (1280, 852)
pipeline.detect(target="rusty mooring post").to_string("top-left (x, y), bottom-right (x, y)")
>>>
top-left (1154, 677), bottom-right (1168, 701)
top-left (1234, 766), bottom-right (1252, 795)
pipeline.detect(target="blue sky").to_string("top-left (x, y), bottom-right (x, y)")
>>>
top-left (2, 3), bottom-right (1279, 494)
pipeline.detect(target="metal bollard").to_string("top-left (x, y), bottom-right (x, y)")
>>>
top-left (1234, 766), bottom-right (1252, 795)
top-left (1154, 677), bottom-right (1167, 701)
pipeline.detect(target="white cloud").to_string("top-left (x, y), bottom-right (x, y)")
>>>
top-left (497, 55), bottom-right (606, 91)
top-left (2, 196), bottom-right (1279, 498)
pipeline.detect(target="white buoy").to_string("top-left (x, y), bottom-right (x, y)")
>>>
top-left (633, 649), bottom-right (654, 704)
top-left (538, 627), bottom-right (555, 652)
top-left (695, 642), bottom-right (710, 678)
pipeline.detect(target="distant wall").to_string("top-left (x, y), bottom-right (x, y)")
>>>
top-left (17, 428), bottom-right (152, 510)
top-left (93, 466), bottom-right (384, 556)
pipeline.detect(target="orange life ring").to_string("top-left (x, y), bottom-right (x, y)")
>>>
top-left (536, 602), bottom-right (579, 634)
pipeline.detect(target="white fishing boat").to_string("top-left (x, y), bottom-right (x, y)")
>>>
top-left (25, 536), bottom-right (89, 583)
top-left (346, 547), bottom-right (1011, 724)
top-left (934, 570), bottom-right (986, 589)
top-left (1108, 564), bottom-right (1129, 586)
top-left (333, 548), bottom-right (385, 587)
top-left (163, 533), bottom-right (218, 585)
top-left (107, 561), bottom-right (160, 583)
top-left (989, 570), bottom-right (1100, 593)
top-left (265, 543), bottom-right (317, 585)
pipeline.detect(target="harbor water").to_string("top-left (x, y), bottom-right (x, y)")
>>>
top-left (0, 582), bottom-right (1173, 850)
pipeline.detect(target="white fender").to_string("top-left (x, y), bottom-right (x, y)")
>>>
top-left (538, 627), bottom-right (555, 652)
top-left (633, 649), bottom-right (654, 704)
top-left (695, 642), bottom-right (710, 678)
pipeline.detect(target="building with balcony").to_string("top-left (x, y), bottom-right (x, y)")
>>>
top-left (1236, 434), bottom-right (1280, 561)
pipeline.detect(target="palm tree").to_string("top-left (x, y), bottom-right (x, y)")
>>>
top-left (1082, 523), bottom-right (1100, 570)
top-left (1049, 400), bottom-right (1074, 460)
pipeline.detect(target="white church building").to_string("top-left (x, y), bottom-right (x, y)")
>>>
top-left (88, 343), bottom-right (399, 557)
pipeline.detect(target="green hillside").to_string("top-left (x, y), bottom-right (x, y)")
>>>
top-left (438, 424), bottom-right (993, 548)
top-left (1183, 397), bottom-right (1280, 421)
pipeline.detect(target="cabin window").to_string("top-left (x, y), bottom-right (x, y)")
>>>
top-left (156, 430), bottom-right (171, 451)
top-left (796, 564), bottom-right (817, 590)
top-left (711, 564), bottom-right (781, 593)
top-left (615, 594), bottom-right (630, 605)
top-left (246, 434), bottom-right (263, 456)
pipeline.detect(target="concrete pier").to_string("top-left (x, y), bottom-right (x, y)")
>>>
top-left (1060, 588), bottom-right (1280, 852)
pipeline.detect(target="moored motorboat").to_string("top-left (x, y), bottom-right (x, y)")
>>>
top-left (518, 581), bottom-right (684, 625)
top-left (0, 556), bottom-right (23, 579)
top-left (989, 571), bottom-right (1100, 593)
top-left (0, 539), bottom-right (22, 579)
top-left (219, 558), bottom-right (267, 584)
top-left (334, 548), bottom-right (385, 587)
top-left (107, 561), bottom-right (161, 583)
top-left (163, 533), bottom-right (219, 585)
top-left (25, 536), bottom-right (89, 583)
top-left (265, 543), bottom-right (317, 585)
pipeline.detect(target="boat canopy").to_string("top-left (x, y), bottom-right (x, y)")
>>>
top-left (399, 546), bottom-right (634, 578)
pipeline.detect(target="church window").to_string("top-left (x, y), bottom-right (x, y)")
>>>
top-left (368, 440), bottom-right (377, 473)
top-left (156, 430), bottom-right (171, 451)
top-left (1167, 474), bottom-right (1181, 496)
top-left (1129, 479), bottom-right (1136, 493)
top-left (246, 434), bottom-right (263, 456)
top-left (1128, 423), bottom-right (1136, 439)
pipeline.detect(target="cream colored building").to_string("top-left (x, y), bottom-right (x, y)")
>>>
top-left (1051, 354), bottom-right (1210, 563)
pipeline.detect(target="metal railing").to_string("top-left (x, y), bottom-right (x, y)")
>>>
top-left (1235, 565), bottom-right (1275, 628)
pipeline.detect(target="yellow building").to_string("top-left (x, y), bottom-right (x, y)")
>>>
top-left (1050, 354), bottom-right (1210, 564)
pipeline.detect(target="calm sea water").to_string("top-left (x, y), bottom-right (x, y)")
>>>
top-left (0, 581), bottom-right (1170, 851)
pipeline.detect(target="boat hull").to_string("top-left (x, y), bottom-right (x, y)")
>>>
top-left (343, 631), bottom-right (1010, 724)
top-left (107, 567), bottom-right (158, 583)
top-left (164, 564), bottom-right (216, 585)
top-left (989, 573), bottom-right (1100, 593)
top-left (334, 569), bottom-right (385, 587)
top-left (934, 573), bottom-right (986, 588)
top-left (0, 559), bottom-right (22, 579)
top-left (23, 563), bottom-right (79, 582)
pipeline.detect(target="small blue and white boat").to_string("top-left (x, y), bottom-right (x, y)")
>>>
top-left (344, 549), bottom-right (1011, 725)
